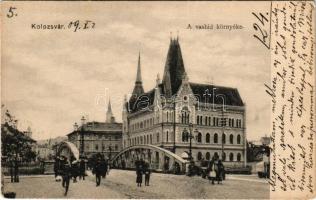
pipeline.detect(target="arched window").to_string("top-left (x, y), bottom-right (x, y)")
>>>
top-left (95, 144), bottom-right (98, 151)
top-left (150, 135), bottom-right (152, 144)
top-left (166, 131), bottom-right (169, 142)
top-left (144, 135), bottom-right (146, 144)
top-left (214, 133), bottom-right (218, 143)
top-left (200, 116), bottom-right (203, 125)
top-left (237, 153), bottom-right (241, 161)
top-left (205, 117), bottom-right (208, 126)
top-left (214, 152), bottom-right (219, 159)
top-left (140, 137), bottom-right (143, 144)
top-left (206, 152), bottom-right (210, 160)
top-left (222, 152), bottom-right (226, 161)
top-left (208, 117), bottom-right (211, 126)
top-left (222, 133), bottom-right (226, 144)
top-left (237, 134), bottom-right (241, 144)
top-left (182, 131), bottom-right (188, 142)
top-left (230, 134), bottom-right (234, 144)
top-left (115, 144), bottom-right (118, 151)
top-left (232, 119), bottom-right (235, 127)
top-left (197, 132), bottom-right (202, 143)
top-left (197, 152), bottom-right (202, 160)
top-left (181, 113), bottom-right (184, 124)
top-left (206, 133), bottom-right (210, 143)
top-left (229, 153), bottom-right (234, 161)
top-left (147, 135), bottom-right (149, 144)
top-left (157, 133), bottom-right (160, 143)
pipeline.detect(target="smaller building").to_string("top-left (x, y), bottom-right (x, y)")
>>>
top-left (67, 101), bottom-right (123, 159)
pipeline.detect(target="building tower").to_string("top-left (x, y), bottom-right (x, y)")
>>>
top-left (132, 52), bottom-right (144, 97)
top-left (106, 99), bottom-right (115, 123)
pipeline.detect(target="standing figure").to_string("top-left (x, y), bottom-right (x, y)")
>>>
top-left (144, 162), bottom-right (151, 186)
top-left (101, 158), bottom-right (108, 179)
top-left (13, 159), bottom-right (19, 183)
top-left (208, 157), bottom-right (216, 184)
top-left (71, 160), bottom-right (79, 183)
top-left (93, 157), bottom-right (102, 186)
top-left (217, 160), bottom-right (225, 184)
top-left (79, 159), bottom-right (86, 180)
top-left (53, 157), bottom-right (60, 179)
top-left (9, 159), bottom-right (14, 183)
top-left (136, 167), bottom-right (143, 187)
top-left (61, 157), bottom-right (72, 196)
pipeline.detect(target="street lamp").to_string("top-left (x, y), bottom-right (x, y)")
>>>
top-left (108, 136), bottom-right (112, 160)
top-left (188, 123), bottom-right (194, 161)
top-left (79, 116), bottom-right (86, 158)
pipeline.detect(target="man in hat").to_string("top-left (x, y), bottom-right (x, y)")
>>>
top-left (60, 156), bottom-right (72, 196)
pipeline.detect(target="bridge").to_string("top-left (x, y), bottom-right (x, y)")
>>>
top-left (111, 145), bottom-right (189, 174)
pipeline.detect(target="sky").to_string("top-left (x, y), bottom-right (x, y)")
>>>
top-left (2, 1), bottom-right (271, 141)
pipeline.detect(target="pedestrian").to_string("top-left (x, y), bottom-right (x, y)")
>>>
top-left (144, 162), bottom-right (151, 186)
top-left (79, 158), bottom-right (85, 180)
top-left (61, 156), bottom-right (72, 196)
top-left (217, 160), bottom-right (225, 184)
top-left (13, 159), bottom-right (19, 183)
top-left (71, 160), bottom-right (79, 183)
top-left (9, 159), bottom-right (14, 183)
top-left (208, 157), bottom-right (216, 185)
top-left (101, 158), bottom-right (108, 179)
top-left (93, 157), bottom-right (102, 186)
top-left (135, 159), bottom-right (143, 187)
top-left (53, 157), bottom-right (59, 178)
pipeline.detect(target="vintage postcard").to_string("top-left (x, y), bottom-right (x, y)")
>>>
top-left (1, 1), bottom-right (315, 199)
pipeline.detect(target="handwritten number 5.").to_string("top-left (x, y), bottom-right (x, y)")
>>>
top-left (7, 7), bottom-right (17, 18)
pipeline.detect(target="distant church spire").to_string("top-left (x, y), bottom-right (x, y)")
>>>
top-left (106, 99), bottom-right (115, 123)
top-left (132, 52), bottom-right (145, 96)
top-left (162, 37), bottom-right (186, 97)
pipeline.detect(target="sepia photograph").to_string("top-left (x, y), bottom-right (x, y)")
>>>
top-left (1, 1), bottom-right (315, 199)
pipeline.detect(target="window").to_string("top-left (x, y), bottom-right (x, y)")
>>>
top-left (222, 152), bottom-right (226, 161)
top-left (197, 152), bottom-right (202, 160)
top-left (213, 117), bottom-right (216, 126)
top-left (182, 131), bottom-right (188, 142)
top-left (115, 144), bottom-right (118, 151)
top-left (214, 152), bottom-right (219, 159)
top-left (206, 133), bottom-right (210, 143)
top-left (157, 133), bottom-right (160, 143)
top-left (95, 144), bottom-right (98, 151)
top-left (208, 117), bottom-right (211, 126)
top-left (166, 131), bottom-right (169, 142)
top-left (230, 134), bottom-right (234, 144)
top-left (147, 135), bottom-right (149, 144)
top-left (237, 134), bottom-right (241, 144)
top-left (167, 111), bottom-right (169, 122)
top-left (150, 135), bottom-right (153, 144)
top-left (197, 116), bottom-right (200, 125)
top-left (229, 153), bottom-right (234, 161)
top-left (206, 152), bottom-right (210, 160)
top-left (205, 117), bottom-right (208, 126)
top-left (197, 132), bottom-right (202, 143)
top-left (214, 133), bottom-right (218, 143)
top-left (200, 116), bottom-right (203, 125)
top-left (222, 133), bottom-right (226, 144)
top-left (237, 153), bottom-right (241, 161)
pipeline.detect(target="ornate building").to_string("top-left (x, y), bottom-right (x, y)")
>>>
top-left (67, 100), bottom-right (122, 159)
top-left (122, 38), bottom-right (246, 166)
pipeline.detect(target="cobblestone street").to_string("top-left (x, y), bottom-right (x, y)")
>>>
top-left (3, 169), bottom-right (269, 199)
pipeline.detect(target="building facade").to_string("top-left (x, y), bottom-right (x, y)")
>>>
top-left (67, 101), bottom-right (123, 159)
top-left (122, 38), bottom-right (246, 166)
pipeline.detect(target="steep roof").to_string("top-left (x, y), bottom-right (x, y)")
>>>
top-left (162, 39), bottom-right (186, 97)
top-left (189, 83), bottom-right (244, 106)
top-left (127, 82), bottom-right (243, 113)
top-left (67, 121), bottom-right (122, 136)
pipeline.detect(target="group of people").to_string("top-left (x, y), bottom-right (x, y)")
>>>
top-left (54, 155), bottom-right (109, 196)
top-left (135, 159), bottom-right (151, 187)
top-left (54, 156), bottom-right (86, 196)
top-left (207, 157), bottom-right (225, 185)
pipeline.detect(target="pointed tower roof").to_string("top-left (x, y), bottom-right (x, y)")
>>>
top-left (162, 38), bottom-right (186, 97)
top-left (106, 99), bottom-right (115, 123)
top-left (132, 52), bottom-right (145, 97)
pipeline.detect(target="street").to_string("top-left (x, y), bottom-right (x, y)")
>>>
top-left (3, 169), bottom-right (269, 199)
